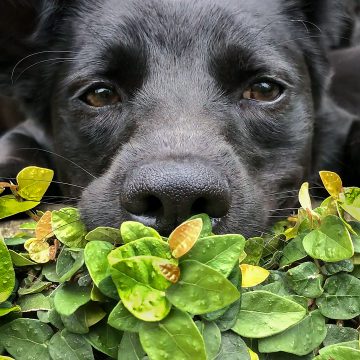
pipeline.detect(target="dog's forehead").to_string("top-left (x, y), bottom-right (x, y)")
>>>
top-left (72, 0), bottom-right (288, 51)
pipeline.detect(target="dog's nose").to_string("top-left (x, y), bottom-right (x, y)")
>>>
top-left (121, 162), bottom-right (231, 233)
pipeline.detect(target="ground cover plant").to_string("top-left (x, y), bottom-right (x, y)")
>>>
top-left (0, 167), bottom-right (360, 360)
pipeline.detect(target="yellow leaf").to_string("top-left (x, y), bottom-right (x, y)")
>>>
top-left (240, 264), bottom-right (270, 288)
top-left (24, 238), bottom-right (51, 263)
top-left (319, 171), bottom-right (343, 198)
top-left (299, 182), bottom-right (312, 210)
top-left (159, 263), bottom-right (180, 283)
top-left (248, 348), bottom-right (259, 360)
top-left (36, 210), bottom-right (54, 240)
top-left (169, 218), bottom-right (202, 258)
top-left (16, 166), bottom-right (54, 201)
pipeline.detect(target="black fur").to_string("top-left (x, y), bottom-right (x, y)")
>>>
top-left (0, 0), bottom-right (359, 236)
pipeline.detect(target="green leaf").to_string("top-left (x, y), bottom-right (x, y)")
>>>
top-left (286, 262), bottom-right (324, 298)
top-left (85, 226), bottom-right (122, 244)
top-left (279, 234), bottom-right (308, 268)
top-left (350, 221), bottom-right (360, 253)
top-left (84, 241), bottom-right (118, 299)
top-left (85, 320), bottom-right (122, 359)
top-left (118, 332), bottom-right (145, 360)
top-left (314, 345), bottom-right (360, 360)
top-left (139, 308), bottom-right (206, 360)
top-left (56, 248), bottom-right (84, 283)
top-left (108, 237), bottom-right (173, 266)
top-left (110, 256), bottom-right (173, 321)
top-left (0, 195), bottom-right (39, 220)
top-left (302, 215), bottom-right (354, 262)
top-left (187, 213), bottom-right (213, 238)
top-left (166, 260), bottom-right (240, 314)
top-left (108, 301), bottom-right (142, 333)
top-left (0, 303), bottom-right (21, 317)
top-left (242, 237), bottom-right (264, 266)
top-left (54, 283), bottom-right (91, 316)
top-left (316, 273), bottom-right (360, 319)
top-left (323, 324), bottom-right (359, 347)
top-left (214, 332), bottom-right (250, 360)
top-left (340, 187), bottom-right (360, 221)
top-left (18, 279), bottom-right (51, 295)
top-left (0, 237), bottom-right (15, 302)
top-left (17, 293), bottom-right (51, 312)
top-left (0, 319), bottom-right (53, 360)
top-left (258, 310), bottom-right (326, 356)
top-left (19, 221), bottom-right (37, 230)
top-left (48, 330), bottom-right (94, 360)
top-left (9, 250), bottom-right (37, 267)
top-left (60, 303), bottom-right (106, 334)
top-left (120, 221), bottom-right (162, 243)
top-left (196, 321), bottom-right (221, 360)
top-left (232, 290), bottom-right (306, 338)
top-left (181, 234), bottom-right (245, 277)
top-left (5, 234), bottom-right (31, 246)
top-left (321, 260), bottom-right (354, 275)
top-left (42, 262), bottom-right (61, 282)
top-left (16, 166), bottom-right (54, 201)
top-left (51, 208), bottom-right (87, 248)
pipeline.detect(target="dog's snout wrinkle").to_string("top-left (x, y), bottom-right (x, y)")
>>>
top-left (121, 162), bottom-right (230, 232)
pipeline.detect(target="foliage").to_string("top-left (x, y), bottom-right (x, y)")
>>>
top-left (0, 168), bottom-right (360, 359)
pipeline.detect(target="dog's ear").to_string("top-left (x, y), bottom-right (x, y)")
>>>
top-left (285, 0), bottom-right (355, 49)
top-left (0, 1), bottom-right (65, 117)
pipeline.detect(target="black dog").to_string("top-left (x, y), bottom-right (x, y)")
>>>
top-left (0, 0), bottom-right (359, 236)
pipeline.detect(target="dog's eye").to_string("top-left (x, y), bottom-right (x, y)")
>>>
top-left (81, 87), bottom-right (121, 107)
top-left (242, 81), bottom-right (282, 102)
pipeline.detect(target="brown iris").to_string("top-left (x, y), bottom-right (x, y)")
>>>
top-left (242, 81), bottom-right (282, 102)
top-left (82, 87), bottom-right (121, 107)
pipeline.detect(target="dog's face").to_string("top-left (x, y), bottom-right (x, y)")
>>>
top-left (0, 0), bottom-right (350, 235)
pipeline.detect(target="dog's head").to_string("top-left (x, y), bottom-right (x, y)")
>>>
top-left (0, 0), bottom-right (354, 235)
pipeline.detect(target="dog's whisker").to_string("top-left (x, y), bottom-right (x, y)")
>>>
top-left (17, 148), bottom-right (97, 180)
top-left (13, 58), bottom-right (77, 84)
top-left (11, 50), bottom-right (74, 82)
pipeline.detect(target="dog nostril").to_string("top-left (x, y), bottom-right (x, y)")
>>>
top-left (143, 195), bottom-right (163, 216)
top-left (191, 196), bottom-right (229, 218)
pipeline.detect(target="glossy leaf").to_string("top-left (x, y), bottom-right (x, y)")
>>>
top-left (299, 182), bottom-right (312, 210)
top-left (240, 264), bottom-right (270, 288)
top-left (242, 237), bottom-right (264, 266)
top-left (279, 234), bottom-right (308, 268)
top-left (51, 207), bottom-right (87, 248)
top-left (215, 331), bottom-right (250, 360)
top-left (17, 293), bottom-right (51, 312)
top-left (56, 248), bottom-right (84, 283)
top-left (139, 308), bottom-right (206, 360)
top-left (302, 215), bottom-right (354, 262)
top-left (48, 330), bottom-right (94, 360)
top-left (316, 274), bottom-right (360, 319)
top-left (36, 211), bottom-right (54, 240)
top-left (340, 187), bottom-right (360, 221)
top-left (110, 256), bottom-right (173, 321)
top-left (315, 345), bottom-right (360, 360)
top-left (319, 170), bottom-right (343, 198)
top-left (108, 237), bottom-right (173, 266)
top-left (166, 260), bottom-right (240, 314)
top-left (84, 241), bottom-right (118, 299)
top-left (232, 291), bottom-right (306, 338)
top-left (9, 250), bottom-right (37, 266)
top-left (24, 238), bottom-right (52, 263)
top-left (286, 262), bottom-right (324, 298)
top-left (0, 319), bottom-right (53, 360)
top-left (0, 195), bottom-right (39, 220)
top-left (323, 324), bottom-right (359, 347)
top-left (169, 218), bottom-right (203, 258)
top-left (0, 237), bottom-right (15, 302)
top-left (108, 301), bottom-right (142, 333)
top-left (120, 221), bottom-right (162, 243)
top-left (196, 321), bottom-right (221, 360)
top-left (181, 234), bottom-right (245, 277)
top-left (258, 310), bottom-right (327, 355)
top-left (85, 226), bottom-right (122, 244)
top-left (85, 320), bottom-right (122, 359)
top-left (118, 332), bottom-right (146, 360)
top-left (54, 283), bottom-right (91, 316)
top-left (16, 166), bottom-right (54, 201)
